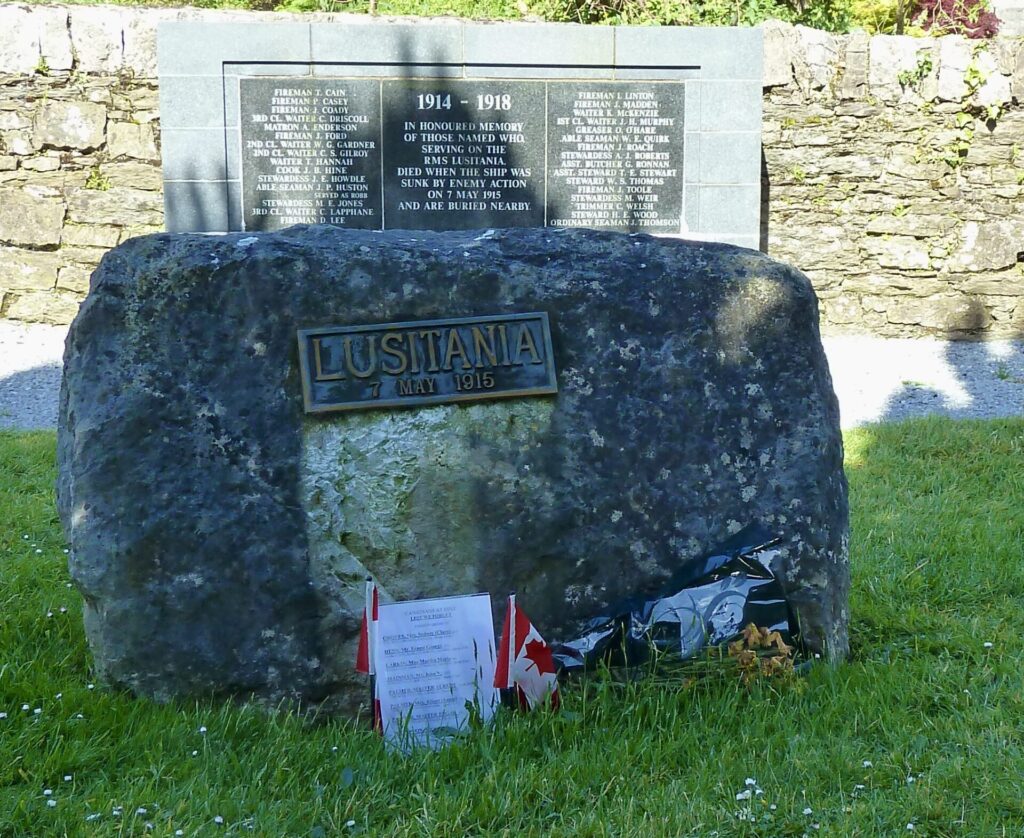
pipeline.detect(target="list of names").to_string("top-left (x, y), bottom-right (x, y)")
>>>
top-left (239, 78), bottom-right (685, 233)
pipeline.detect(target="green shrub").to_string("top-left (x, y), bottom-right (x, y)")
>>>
top-left (525, 0), bottom-right (793, 27)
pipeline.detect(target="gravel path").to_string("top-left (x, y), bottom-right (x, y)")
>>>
top-left (1, 321), bottom-right (1021, 431)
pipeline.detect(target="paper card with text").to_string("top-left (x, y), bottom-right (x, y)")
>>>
top-left (375, 592), bottom-right (498, 750)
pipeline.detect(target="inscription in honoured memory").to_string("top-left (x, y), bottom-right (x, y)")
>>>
top-left (382, 80), bottom-right (546, 230)
top-left (297, 313), bottom-right (558, 414)
top-left (240, 78), bottom-right (684, 233)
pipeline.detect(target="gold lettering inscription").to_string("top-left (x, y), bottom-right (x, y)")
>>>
top-left (420, 329), bottom-right (442, 372)
top-left (380, 332), bottom-right (409, 375)
top-left (513, 324), bottom-right (542, 365)
top-left (442, 328), bottom-right (473, 371)
top-left (398, 377), bottom-right (437, 396)
top-left (497, 323), bottom-right (513, 367)
top-left (407, 332), bottom-right (420, 374)
top-left (471, 325), bottom-right (498, 369)
top-left (300, 314), bottom-right (556, 413)
top-left (312, 338), bottom-right (345, 381)
top-left (344, 335), bottom-right (376, 379)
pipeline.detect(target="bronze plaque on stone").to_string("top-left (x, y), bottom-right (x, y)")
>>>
top-left (297, 313), bottom-right (558, 414)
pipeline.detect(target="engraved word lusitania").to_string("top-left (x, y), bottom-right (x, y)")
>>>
top-left (297, 313), bottom-right (558, 414)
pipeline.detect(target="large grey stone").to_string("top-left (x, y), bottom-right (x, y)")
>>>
top-left (937, 36), bottom-right (971, 101)
top-left (951, 219), bottom-right (1024, 271)
top-left (6, 289), bottom-right (80, 324)
top-left (107, 122), bottom-right (159, 162)
top-left (32, 101), bottom-right (106, 152)
top-left (66, 187), bottom-right (163, 227)
top-left (0, 7), bottom-right (41, 75)
top-left (68, 7), bottom-right (125, 74)
top-left (0, 188), bottom-right (64, 247)
top-left (58, 227), bottom-right (849, 713)
top-left (761, 20), bottom-right (794, 88)
top-left (0, 247), bottom-right (60, 291)
top-left (791, 26), bottom-right (838, 92)
top-left (868, 35), bottom-right (925, 101)
top-left (36, 7), bottom-right (74, 72)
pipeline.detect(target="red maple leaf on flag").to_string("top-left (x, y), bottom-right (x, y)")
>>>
top-left (522, 638), bottom-right (556, 676)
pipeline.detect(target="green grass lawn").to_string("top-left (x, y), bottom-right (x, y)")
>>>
top-left (1, 418), bottom-right (1023, 836)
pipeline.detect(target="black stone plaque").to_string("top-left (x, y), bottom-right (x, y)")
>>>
top-left (546, 83), bottom-right (685, 233)
top-left (239, 77), bottom-right (685, 234)
top-left (240, 78), bottom-right (382, 231)
top-left (381, 80), bottom-right (546, 230)
top-left (297, 313), bottom-right (558, 414)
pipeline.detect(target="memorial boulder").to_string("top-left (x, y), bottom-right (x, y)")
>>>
top-left (58, 226), bottom-right (849, 712)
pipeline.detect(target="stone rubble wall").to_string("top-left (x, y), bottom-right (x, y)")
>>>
top-left (764, 22), bottom-right (1024, 337)
top-left (0, 5), bottom-right (1021, 337)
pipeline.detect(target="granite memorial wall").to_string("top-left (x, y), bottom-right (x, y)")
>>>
top-left (157, 21), bottom-right (763, 248)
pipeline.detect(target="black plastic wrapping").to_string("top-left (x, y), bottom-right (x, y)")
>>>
top-left (551, 525), bottom-right (796, 674)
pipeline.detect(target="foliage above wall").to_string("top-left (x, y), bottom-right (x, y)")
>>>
top-left (15, 0), bottom-right (1005, 33)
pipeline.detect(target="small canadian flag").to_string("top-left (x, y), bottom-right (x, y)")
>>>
top-left (354, 577), bottom-right (382, 730)
top-left (494, 594), bottom-right (560, 710)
